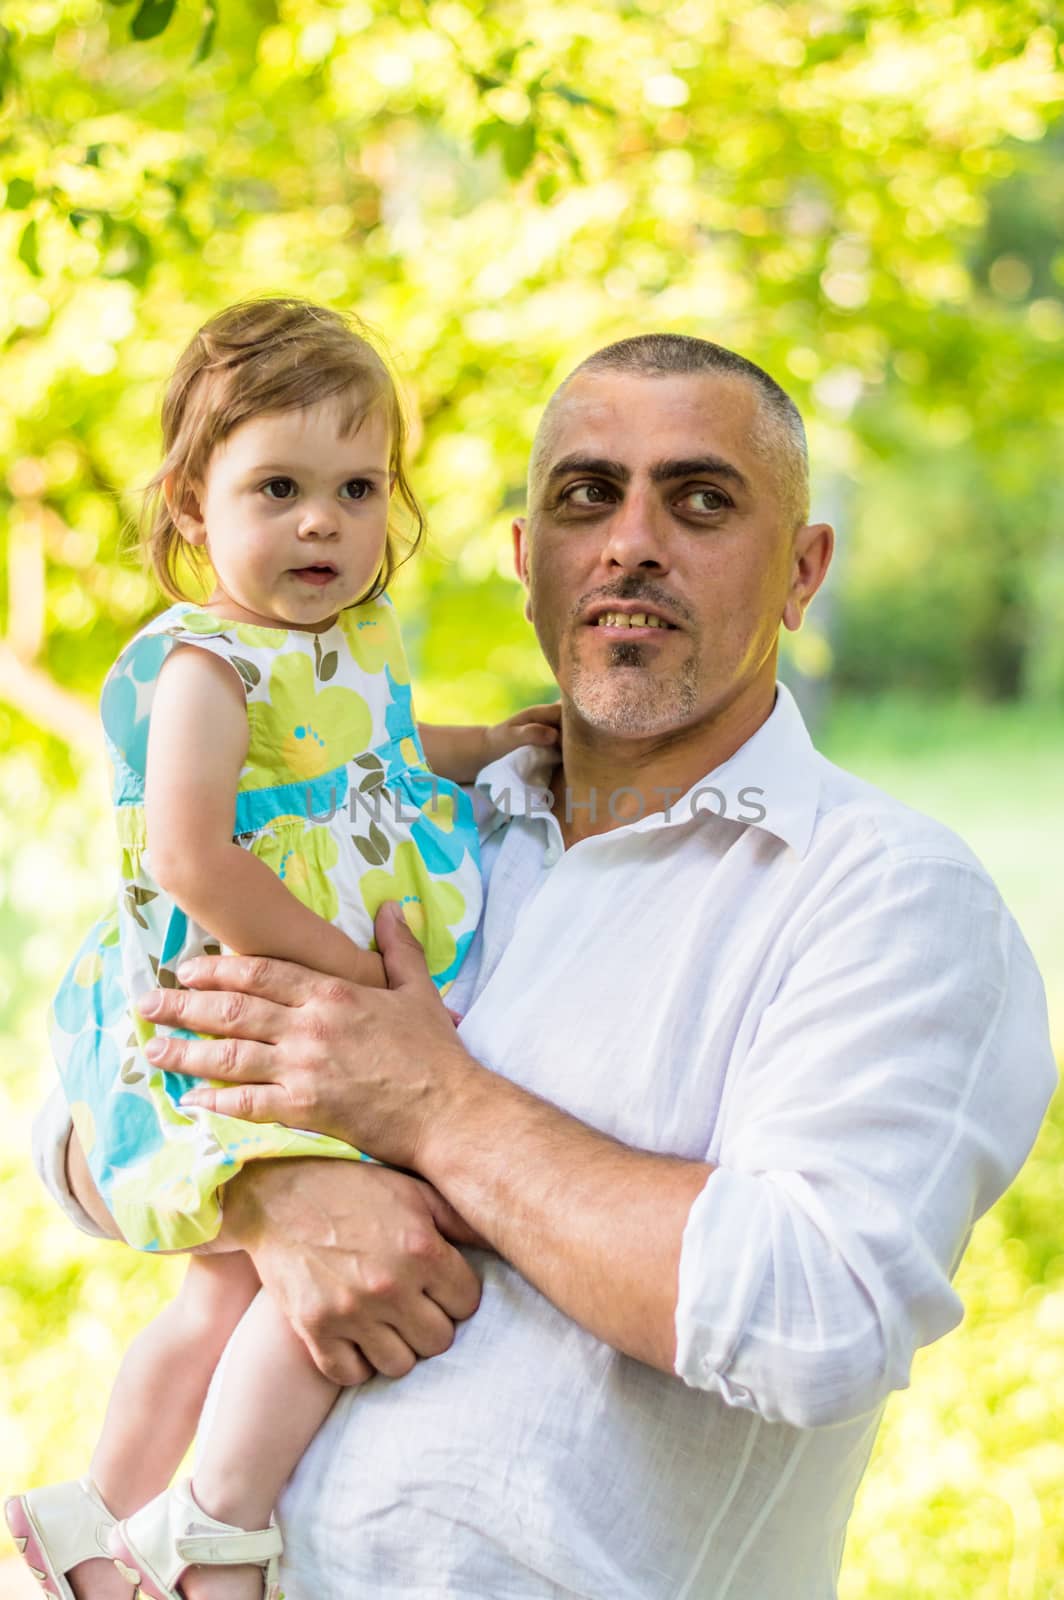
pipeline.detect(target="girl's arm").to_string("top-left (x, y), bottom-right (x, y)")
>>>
top-left (419, 702), bottom-right (561, 786)
top-left (145, 647), bottom-right (385, 989)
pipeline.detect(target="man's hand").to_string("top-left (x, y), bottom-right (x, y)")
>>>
top-left (216, 1157), bottom-right (484, 1385)
top-left (136, 902), bottom-right (484, 1169)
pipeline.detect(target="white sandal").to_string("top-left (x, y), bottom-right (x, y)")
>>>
top-left (5, 1477), bottom-right (117, 1600)
top-left (109, 1478), bottom-right (284, 1600)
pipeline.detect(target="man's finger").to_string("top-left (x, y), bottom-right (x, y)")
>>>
top-left (375, 901), bottom-right (435, 992)
top-left (312, 1336), bottom-right (376, 1388)
top-left (422, 1238), bottom-right (483, 1323)
top-left (355, 1324), bottom-right (418, 1380)
top-left (420, 1183), bottom-right (489, 1252)
top-left (178, 1082), bottom-right (291, 1124)
top-left (169, 953), bottom-right (324, 1007)
top-left (142, 1029), bottom-right (275, 1081)
top-left (138, 984), bottom-right (289, 1045)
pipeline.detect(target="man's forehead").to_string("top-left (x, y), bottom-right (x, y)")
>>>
top-left (543, 369), bottom-right (761, 469)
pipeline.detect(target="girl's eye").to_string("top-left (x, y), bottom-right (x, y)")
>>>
top-left (262, 478), bottom-right (296, 500)
top-left (340, 479), bottom-right (372, 501)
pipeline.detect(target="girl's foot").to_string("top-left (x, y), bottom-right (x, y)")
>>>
top-left (109, 1478), bottom-right (282, 1600)
top-left (5, 1479), bottom-right (125, 1600)
top-left (69, 1559), bottom-right (139, 1600)
top-left (179, 1564), bottom-right (265, 1600)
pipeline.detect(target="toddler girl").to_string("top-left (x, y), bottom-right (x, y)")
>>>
top-left (6, 298), bottom-right (558, 1600)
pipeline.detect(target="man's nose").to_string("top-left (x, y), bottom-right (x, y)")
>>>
top-left (598, 485), bottom-right (669, 572)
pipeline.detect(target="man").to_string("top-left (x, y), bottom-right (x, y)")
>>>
top-left (39, 335), bottom-right (1057, 1596)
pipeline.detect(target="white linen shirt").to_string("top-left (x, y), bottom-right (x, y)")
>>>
top-left (34, 684), bottom-right (1057, 1599)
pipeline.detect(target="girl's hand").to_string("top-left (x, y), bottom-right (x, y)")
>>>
top-left (419, 703), bottom-right (561, 785)
top-left (482, 701), bottom-right (561, 765)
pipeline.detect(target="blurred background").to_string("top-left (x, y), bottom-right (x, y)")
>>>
top-left (0, 0), bottom-right (1061, 1594)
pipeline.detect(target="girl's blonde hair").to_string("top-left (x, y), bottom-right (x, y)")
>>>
top-left (141, 297), bottom-right (425, 604)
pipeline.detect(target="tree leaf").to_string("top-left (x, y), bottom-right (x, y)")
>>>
top-left (17, 219), bottom-right (40, 275)
top-left (5, 177), bottom-right (33, 210)
top-left (500, 121), bottom-right (537, 180)
top-left (130, 0), bottom-right (177, 40)
top-left (192, 0), bottom-right (218, 64)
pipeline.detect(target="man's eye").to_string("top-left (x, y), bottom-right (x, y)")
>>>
top-left (340, 479), bottom-right (372, 501)
top-left (681, 487), bottom-right (730, 515)
top-left (262, 478), bottom-right (296, 500)
top-left (562, 482), bottom-right (613, 508)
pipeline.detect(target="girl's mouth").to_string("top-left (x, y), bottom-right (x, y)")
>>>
top-left (292, 565), bottom-right (338, 587)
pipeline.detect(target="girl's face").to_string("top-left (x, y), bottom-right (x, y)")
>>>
top-left (174, 395), bottom-right (392, 631)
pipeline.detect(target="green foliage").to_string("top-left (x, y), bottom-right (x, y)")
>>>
top-left (0, 0), bottom-right (1062, 733)
top-left (0, 5), bottom-right (1062, 1578)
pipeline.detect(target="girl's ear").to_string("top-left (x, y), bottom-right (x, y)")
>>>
top-left (164, 474), bottom-right (207, 546)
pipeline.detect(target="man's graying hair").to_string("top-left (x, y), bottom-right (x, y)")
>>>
top-left (530, 334), bottom-right (810, 530)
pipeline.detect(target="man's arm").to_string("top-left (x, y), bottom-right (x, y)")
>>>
top-left (142, 860), bottom-right (1057, 1423)
top-left (145, 915), bottom-right (709, 1372)
top-left (34, 1093), bottom-right (484, 1386)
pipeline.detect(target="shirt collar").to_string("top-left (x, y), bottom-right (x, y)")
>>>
top-left (474, 681), bottom-right (821, 859)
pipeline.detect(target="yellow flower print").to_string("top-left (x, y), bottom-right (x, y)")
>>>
top-left (251, 817), bottom-right (340, 921)
top-left (422, 789), bottom-right (455, 833)
top-left (245, 654), bottom-right (372, 785)
top-left (359, 840), bottom-right (466, 978)
top-left (338, 605), bottom-right (410, 684)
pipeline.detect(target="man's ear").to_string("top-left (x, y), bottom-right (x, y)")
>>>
top-left (782, 521), bottom-right (833, 632)
top-left (512, 517), bottom-right (533, 622)
top-left (165, 475), bottom-right (208, 546)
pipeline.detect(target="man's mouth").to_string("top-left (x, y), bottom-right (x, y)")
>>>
top-left (593, 611), bottom-right (674, 630)
top-left (584, 605), bottom-right (680, 634)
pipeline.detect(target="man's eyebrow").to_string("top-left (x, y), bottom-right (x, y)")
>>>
top-left (650, 457), bottom-right (751, 493)
top-left (545, 454), bottom-right (631, 485)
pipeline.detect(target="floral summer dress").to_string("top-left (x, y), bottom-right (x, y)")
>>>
top-left (50, 595), bottom-right (482, 1252)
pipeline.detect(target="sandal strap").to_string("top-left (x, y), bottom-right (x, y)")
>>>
top-left (175, 1525), bottom-right (283, 1565)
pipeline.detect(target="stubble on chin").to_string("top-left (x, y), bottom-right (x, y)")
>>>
top-left (564, 638), bottom-right (700, 736)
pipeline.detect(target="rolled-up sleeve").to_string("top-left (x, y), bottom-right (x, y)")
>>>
top-left (674, 850), bottom-right (1058, 1429)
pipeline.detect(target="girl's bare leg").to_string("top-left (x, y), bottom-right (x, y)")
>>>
top-left (69, 1253), bottom-right (261, 1600)
top-left (180, 1289), bottom-right (341, 1600)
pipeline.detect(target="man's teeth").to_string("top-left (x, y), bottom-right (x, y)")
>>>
top-left (595, 612), bottom-right (670, 628)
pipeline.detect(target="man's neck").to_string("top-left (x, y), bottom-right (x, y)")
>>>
top-left (548, 676), bottom-right (778, 848)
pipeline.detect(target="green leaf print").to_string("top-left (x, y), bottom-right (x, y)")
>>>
top-left (157, 967), bottom-right (181, 988)
top-left (369, 820), bottom-right (390, 860)
top-left (318, 650), bottom-right (338, 682)
top-left (353, 832), bottom-right (387, 867)
top-left (231, 656), bottom-right (262, 689)
top-left (359, 768), bottom-right (386, 794)
top-left (121, 1059), bottom-right (145, 1085)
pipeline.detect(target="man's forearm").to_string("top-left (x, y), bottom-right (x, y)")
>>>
top-left (418, 1062), bottom-right (715, 1373)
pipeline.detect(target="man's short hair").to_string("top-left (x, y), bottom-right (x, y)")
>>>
top-left (530, 333), bottom-right (810, 530)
